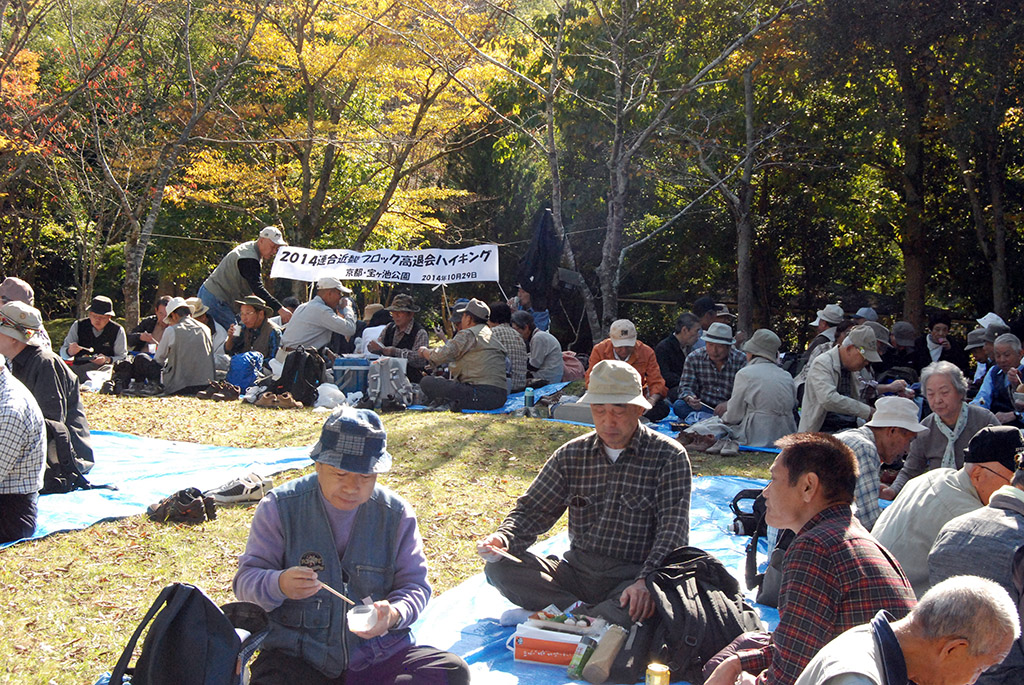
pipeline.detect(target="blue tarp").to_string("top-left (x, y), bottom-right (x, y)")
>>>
top-left (3, 430), bottom-right (313, 549)
top-left (411, 475), bottom-right (778, 684)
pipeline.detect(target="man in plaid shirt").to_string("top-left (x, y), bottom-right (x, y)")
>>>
top-left (476, 360), bottom-right (691, 625)
top-left (0, 355), bottom-right (45, 543)
top-left (705, 433), bottom-right (915, 685)
top-left (675, 322), bottom-right (746, 419)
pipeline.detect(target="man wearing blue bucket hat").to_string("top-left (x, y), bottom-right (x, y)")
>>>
top-left (234, 407), bottom-right (469, 684)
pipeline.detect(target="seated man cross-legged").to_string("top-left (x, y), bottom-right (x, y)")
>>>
top-left (233, 408), bottom-right (469, 685)
top-left (477, 360), bottom-right (692, 626)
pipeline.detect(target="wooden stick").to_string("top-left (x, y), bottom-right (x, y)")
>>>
top-left (486, 545), bottom-right (522, 564)
top-left (319, 582), bottom-right (356, 605)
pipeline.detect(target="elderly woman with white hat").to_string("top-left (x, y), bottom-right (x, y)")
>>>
top-left (715, 329), bottom-right (798, 453)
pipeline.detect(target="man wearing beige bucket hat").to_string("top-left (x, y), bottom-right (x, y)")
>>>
top-left (477, 359), bottom-right (691, 625)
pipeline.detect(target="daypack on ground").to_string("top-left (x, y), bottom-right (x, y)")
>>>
top-left (270, 346), bottom-right (325, 406)
top-left (364, 357), bottom-right (415, 409)
top-left (108, 583), bottom-right (268, 685)
top-left (40, 419), bottom-right (112, 494)
top-left (225, 351), bottom-right (263, 391)
top-left (645, 546), bottom-right (764, 684)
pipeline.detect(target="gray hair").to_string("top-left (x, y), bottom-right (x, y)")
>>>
top-left (675, 312), bottom-right (699, 334)
top-left (994, 333), bottom-right (1022, 353)
top-left (510, 310), bottom-right (535, 330)
top-left (921, 361), bottom-right (969, 399)
top-left (914, 576), bottom-right (1020, 655)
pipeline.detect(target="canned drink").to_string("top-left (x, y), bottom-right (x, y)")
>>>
top-left (646, 662), bottom-right (671, 685)
top-left (566, 636), bottom-right (597, 679)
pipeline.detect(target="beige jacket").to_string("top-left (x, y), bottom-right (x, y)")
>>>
top-left (798, 345), bottom-right (871, 432)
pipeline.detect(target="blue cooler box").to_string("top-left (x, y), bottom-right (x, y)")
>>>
top-left (334, 358), bottom-right (370, 394)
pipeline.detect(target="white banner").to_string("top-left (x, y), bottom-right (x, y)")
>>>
top-left (269, 244), bottom-right (500, 284)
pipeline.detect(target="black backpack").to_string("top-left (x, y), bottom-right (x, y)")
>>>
top-left (109, 583), bottom-right (267, 685)
top-left (271, 346), bottom-right (325, 406)
top-left (730, 488), bottom-right (768, 537)
top-left (40, 419), bottom-right (114, 495)
top-left (645, 547), bottom-right (764, 684)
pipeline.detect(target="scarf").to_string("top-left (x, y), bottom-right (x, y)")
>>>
top-left (934, 402), bottom-right (970, 469)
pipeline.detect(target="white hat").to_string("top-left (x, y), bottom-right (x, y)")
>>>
top-left (316, 276), bottom-right (353, 294)
top-left (259, 226), bottom-right (288, 246)
top-left (579, 360), bottom-right (651, 409)
top-left (608, 319), bottom-right (637, 347)
top-left (853, 307), bottom-right (878, 322)
top-left (163, 296), bottom-right (190, 324)
top-left (866, 396), bottom-right (928, 433)
top-left (702, 322), bottom-right (735, 345)
top-left (977, 312), bottom-right (1007, 329)
top-left (0, 301), bottom-right (42, 344)
top-left (811, 303), bottom-right (844, 326)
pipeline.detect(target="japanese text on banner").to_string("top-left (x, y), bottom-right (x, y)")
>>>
top-left (269, 245), bottom-right (500, 284)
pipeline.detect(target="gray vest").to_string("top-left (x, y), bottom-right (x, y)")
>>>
top-left (262, 474), bottom-right (410, 678)
top-left (161, 317), bottom-right (214, 394)
top-left (202, 241), bottom-right (259, 305)
top-left (930, 491), bottom-right (1024, 685)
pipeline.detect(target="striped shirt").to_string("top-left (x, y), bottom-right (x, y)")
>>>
top-left (0, 363), bottom-right (46, 495)
top-left (496, 423), bottom-right (691, 578)
top-left (737, 504), bottom-right (915, 685)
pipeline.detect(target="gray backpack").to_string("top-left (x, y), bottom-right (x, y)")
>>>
top-left (364, 358), bottom-right (415, 409)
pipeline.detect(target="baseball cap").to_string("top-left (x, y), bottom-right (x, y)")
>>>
top-left (317, 276), bottom-right (353, 294)
top-left (853, 307), bottom-right (878, 322)
top-left (964, 426), bottom-right (1024, 474)
top-left (259, 226), bottom-right (287, 246)
top-left (163, 296), bottom-right (189, 324)
top-left (843, 325), bottom-right (882, 363)
top-left (609, 319), bottom-right (637, 347)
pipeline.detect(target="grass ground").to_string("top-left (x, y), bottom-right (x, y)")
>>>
top-left (0, 393), bottom-right (773, 684)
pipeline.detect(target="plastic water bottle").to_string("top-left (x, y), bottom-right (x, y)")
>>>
top-left (524, 387), bottom-right (535, 408)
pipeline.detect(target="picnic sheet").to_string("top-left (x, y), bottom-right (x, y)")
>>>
top-left (1, 430), bottom-right (313, 549)
top-left (408, 381), bottom-right (571, 414)
top-left (410, 475), bottom-right (779, 684)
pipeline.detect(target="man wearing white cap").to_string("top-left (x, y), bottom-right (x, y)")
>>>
top-left (417, 298), bottom-right (508, 411)
top-left (119, 296), bottom-right (215, 395)
top-left (0, 301), bottom-right (96, 478)
top-left (199, 226), bottom-right (293, 330)
top-left (835, 396), bottom-right (927, 530)
top-left (477, 360), bottom-right (691, 626)
top-left (277, 276), bottom-right (356, 359)
top-left (797, 303), bottom-right (845, 374)
top-left (586, 319), bottom-right (670, 420)
top-left (799, 324), bottom-right (879, 433)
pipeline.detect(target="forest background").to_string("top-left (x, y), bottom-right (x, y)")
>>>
top-left (1, 0), bottom-right (1021, 351)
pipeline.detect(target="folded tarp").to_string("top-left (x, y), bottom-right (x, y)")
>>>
top-left (410, 475), bottom-right (778, 684)
top-left (408, 382), bottom-right (571, 414)
top-left (2, 430), bottom-right (313, 549)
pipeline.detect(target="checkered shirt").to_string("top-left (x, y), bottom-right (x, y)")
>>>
top-left (737, 504), bottom-right (915, 685)
top-left (678, 347), bottom-right (746, 406)
top-left (0, 365), bottom-right (46, 494)
top-left (836, 426), bottom-right (883, 531)
top-left (489, 324), bottom-right (527, 390)
top-left (496, 423), bottom-right (692, 578)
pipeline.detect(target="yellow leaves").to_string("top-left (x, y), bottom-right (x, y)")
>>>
top-left (1, 50), bottom-right (41, 100)
top-left (171, 150), bottom-right (279, 207)
top-left (1001, 107), bottom-right (1023, 134)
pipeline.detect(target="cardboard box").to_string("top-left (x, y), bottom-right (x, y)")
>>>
top-left (512, 624), bottom-right (583, 666)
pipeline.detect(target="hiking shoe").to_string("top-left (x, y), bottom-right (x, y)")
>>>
top-left (720, 439), bottom-right (740, 457)
top-left (100, 380), bottom-right (115, 395)
top-left (196, 382), bottom-right (222, 400)
top-left (706, 438), bottom-right (727, 455)
top-left (380, 397), bottom-right (407, 413)
top-left (205, 473), bottom-right (273, 504)
top-left (255, 392), bottom-right (278, 408)
top-left (276, 392), bottom-right (303, 409)
top-left (136, 382), bottom-right (163, 397)
top-left (689, 434), bottom-right (718, 452)
top-left (147, 487), bottom-right (211, 524)
top-left (212, 383), bottom-right (241, 401)
top-left (355, 396), bottom-right (376, 410)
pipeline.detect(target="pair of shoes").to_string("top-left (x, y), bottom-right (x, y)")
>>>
top-left (688, 434), bottom-right (718, 452)
top-left (719, 439), bottom-right (740, 457)
top-left (205, 473), bottom-right (273, 504)
top-left (136, 382), bottom-right (163, 397)
top-left (212, 383), bottom-right (240, 401)
top-left (255, 392), bottom-right (278, 408)
top-left (276, 392), bottom-right (303, 409)
top-left (706, 438), bottom-right (727, 455)
top-left (196, 382), bottom-right (221, 400)
top-left (380, 396), bottom-right (407, 413)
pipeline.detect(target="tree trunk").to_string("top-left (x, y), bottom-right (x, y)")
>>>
top-left (894, 56), bottom-right (928, 329)
top-left (735, 65), bottom-right (757, 337)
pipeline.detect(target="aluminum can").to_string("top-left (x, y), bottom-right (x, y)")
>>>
top-left (646, 662), bottom-right (671, 685)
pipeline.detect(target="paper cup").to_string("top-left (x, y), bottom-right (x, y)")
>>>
top-left (347, 605), bottom-right (378, 632)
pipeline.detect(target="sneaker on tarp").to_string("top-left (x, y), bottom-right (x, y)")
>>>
top-left (205, 473), bottom-right (273, 504)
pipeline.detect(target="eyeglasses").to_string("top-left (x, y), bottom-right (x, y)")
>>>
top-left (975, 464), bottom-right (1012, 483)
